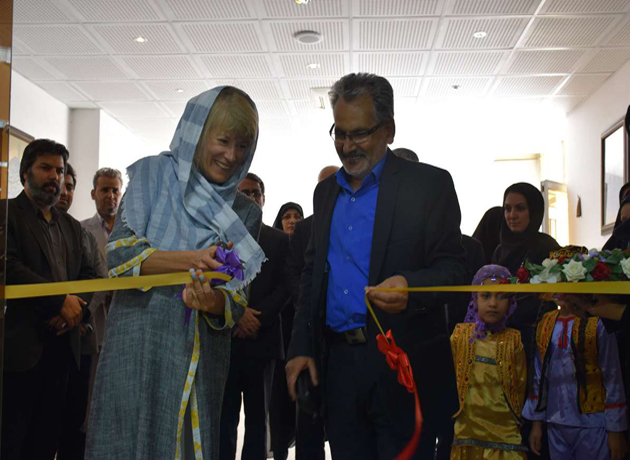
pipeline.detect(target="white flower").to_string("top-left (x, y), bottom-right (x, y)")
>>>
top-left (562, 259), bottom-right (587, 282)
top-left (542, 259), bottom-right (558, 270)
top-left (531, 272), bottom-right (560, 284)
top-left (621, 257), bottom-right (630, 278)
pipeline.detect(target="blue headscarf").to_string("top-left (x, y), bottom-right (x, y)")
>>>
top-left (122, 86), bottom-right (265, 289)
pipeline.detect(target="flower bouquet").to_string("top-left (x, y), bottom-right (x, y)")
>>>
top-left (513, 247), bottom-right (630, 284)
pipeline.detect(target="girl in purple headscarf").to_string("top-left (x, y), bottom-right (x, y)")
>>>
top-left (450, 264), bottom-right (528, 460)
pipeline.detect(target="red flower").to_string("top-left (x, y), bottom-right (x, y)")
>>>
top-left (558, 256), bottom-right (566, 263)
top-left (591, 262), bottom-right (612, 281)
top-left (516, 267), bottom-right (530, 283)
top-left (499, 278), bottom-right (510, 285)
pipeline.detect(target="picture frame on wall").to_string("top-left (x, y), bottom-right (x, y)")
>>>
top-left (601, 118), bottom-right (629, 234)
top-left (7, 126), bottom-right (34, 199)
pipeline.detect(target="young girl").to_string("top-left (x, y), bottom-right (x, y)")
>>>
top-left (451, 264), bottom-right (528, 459)
top-left (523, 293), bottom-right (628, 460)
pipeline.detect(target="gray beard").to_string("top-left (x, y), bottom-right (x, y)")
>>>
top-left (26, 172), bottom-right (61, 207)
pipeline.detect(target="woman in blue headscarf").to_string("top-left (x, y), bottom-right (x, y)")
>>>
top-left (86, 87), bottom-right (265, 460)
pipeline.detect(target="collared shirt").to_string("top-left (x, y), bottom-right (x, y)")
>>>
top-left (98, 213), bottom-right (113, 238)
top-left (31, 202), bottom-right (68, 282)
top-left (326, 154), bottom-right (387, 332)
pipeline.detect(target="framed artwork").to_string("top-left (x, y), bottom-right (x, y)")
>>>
top-left (7, 126), bottom-right (33, 199)
top-left (601, 119), bottom-right (629, 234)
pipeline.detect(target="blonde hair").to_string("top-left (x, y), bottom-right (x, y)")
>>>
top-left (198, 87), bottom-right (258, 150)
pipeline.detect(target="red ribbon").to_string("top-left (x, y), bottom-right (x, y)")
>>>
top-left (376, 330), bottom-right (423, 460)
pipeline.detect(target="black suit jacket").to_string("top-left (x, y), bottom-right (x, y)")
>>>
top-left (288, 152), bottom-right (467, 425)
top-left (5, 191), bottom-right (96, 372)
top-left (232, 224), bottom-right (290, 360)
top-left (286, 215), bottom-right (312, 305)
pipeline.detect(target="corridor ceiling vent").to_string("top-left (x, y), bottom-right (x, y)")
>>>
top-left (294, 30), bottom-right (323, 45)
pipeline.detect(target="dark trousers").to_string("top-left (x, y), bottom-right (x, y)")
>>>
top-left (325, 341), bottom-right (436, 460)
top-left (57, 353), bottom-right (93, 460)
top-left (220, 355), bottom-right (275, 460)
top-left (269, 359), bottom-right (296, 460)
top-left (1, 335), bottom-right (73, 460)
top-left (296, 408), bottom-right (326, 460)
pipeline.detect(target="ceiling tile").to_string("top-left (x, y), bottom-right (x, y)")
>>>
top-left (256, 101), bottom-right (290, 117)
top-left (45, 57), bottom-right (129, 80)
top-left (161, 102), bottom-right (188, 119)
top-left (11, 38), bottom-right (33, 56)
top-left (580, 47), bottom-right (630, 72)
top-left (67, 0), bottom-right (164, 22)
top-left (73, 81), bottom-right (151, 101)
top-left (178, 22), bottom-right (266, 53)
top-left (284, 78), bottom-right (337, 99)
top-left (120, 118), bottom-right (178, 135)
top-left (267, 20), bottom-right (348, 51)
top-left (423, 77), bottom-right (492, 96)
top-left (99, 102), bottom-right (171, 119)
top-left (547, 96), bottom-right (586, 113)
top-left (438, 17), bottom-right (529, 49)
top-left (163, 0), bottom-right (255, 20)
top-left (14, 0), bottom-right (73, 23)
top-left (12, 57), bottom-right (58, 80)
top-left (35, 82), bottom-right (88, 101)
top-left (607, 19), bottom-right (630, 45)
top-left (123, 55), bottom-right (201, 79)
top-left (91, 24), bottom-right (184, 54)
top-left (389, 78), bottom-right (421, 97)
top-left (449, 0), bottom-right (539, 15)
top-left (524, 16), bottom-right (618, 48)
top-left (506, 49), bottom-right (587, 74)
top-left (431, 51), bottom-right (504, 75)
top-left (494, 75), bottom-right (566, 96)
top-left (200, 55), bottom-right (273, 78)
top-left (558, 74), bottom-right (612, 95)
top-left (209, 80), bottom-right (282, 100)
top-left (278, 53), bottom-right (347, 77)
top-left (357, 19), bottom-right (437, 50)
top-left (540, 0), bottom-right (630, 14)
top-left (290, 99), bottom-right (320, 116)
top-left (142, 80), bottom-right (209, 100)
top-left (354, 0), bottom-right (442, 16)
top-left (14, 25), bottom-right (104, 55)
top-left (263, 0), bottom-right (346, 17)
top-left (355, 52), bottom-right (427, 76)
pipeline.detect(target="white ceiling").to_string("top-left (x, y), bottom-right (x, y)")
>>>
top-left (11, 0), bottom-right (630, 149)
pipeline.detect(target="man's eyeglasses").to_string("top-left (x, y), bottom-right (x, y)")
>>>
top-left (240, 189), bottom-right (263, 198)
top-left (329, 120), bottom-right (388, 144)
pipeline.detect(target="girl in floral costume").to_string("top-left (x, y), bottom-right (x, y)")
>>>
top-left (523, 249), bottom-right (628, 460)
top-left (450, 264), bottom-right (528, 459)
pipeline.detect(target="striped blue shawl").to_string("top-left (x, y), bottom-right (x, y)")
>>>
top-left (122, 86), bottom-right (264, 289)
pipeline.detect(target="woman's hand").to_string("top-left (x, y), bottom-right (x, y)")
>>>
top-left (191, 241), bottom-right (234, 271)
top-left (529, 421), bottom-right (543, 456)
top-left (182, 269), bottom-right (226, 316)
top-left (608, 431), bottom-right (628, 460)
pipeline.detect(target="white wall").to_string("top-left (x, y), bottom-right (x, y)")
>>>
top-left (566, 59), bottom-right (630, 249)
top-left (10, 70), bottom-right (69, 145)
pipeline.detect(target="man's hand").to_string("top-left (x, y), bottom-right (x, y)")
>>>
top-left (564, 294), bottom-right (627, 321)
top-left (48, 315), bottom-right (72, 336)
top-left (60, 295), bottom-right (86, 329)
top-left (237, 307), bottom-right (261, 336)
top-left (529, 421), bottom-right (543, 456)
top-left (286, 356), bottom-right (318, 401)
top-left (232, 325), bottom-right (255, 339)
top-left (365, 275), bottom-right (409, 314)
top-left (608, 431), bottom-right (628, 460)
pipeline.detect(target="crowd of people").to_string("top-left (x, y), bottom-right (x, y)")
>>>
top-left (2, 73), bottom-right (629, 460)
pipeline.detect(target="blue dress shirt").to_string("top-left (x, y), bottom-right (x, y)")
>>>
top-left (326, 154), bottom-right (387, 332)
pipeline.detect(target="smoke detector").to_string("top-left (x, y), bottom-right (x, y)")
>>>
top-left (294, 30), bottom-right (323, 45)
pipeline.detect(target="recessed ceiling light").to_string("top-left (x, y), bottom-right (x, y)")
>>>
top-left (294, 30), bottom-right (323, 45)
top-left (175, 88), bottom-right (184, 93)
top-left (473, 31), bottom-right (487, 39)
top-left (307, 63), bottom-right (320, 69)
top-left (295, 0), bottom-right (309, 4)
top-left (134, 36), bottom-right (147, 43)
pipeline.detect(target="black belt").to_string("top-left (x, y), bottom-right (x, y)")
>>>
top-left (326, 326), bottom-right (368, 345)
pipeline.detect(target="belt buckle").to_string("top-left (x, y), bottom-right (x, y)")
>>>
top-left (344, 327), bottom-right (367, 345)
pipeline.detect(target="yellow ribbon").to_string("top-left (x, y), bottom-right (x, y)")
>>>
top-left (5, 272), bottom-right (231, 300)
top-left (5, 274), bottom-right (629, 301)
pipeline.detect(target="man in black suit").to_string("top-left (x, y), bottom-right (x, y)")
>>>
top-left (285, 73), bottom-right (467, 460)
top-left (2, 139), bottom-right (96, 460)
top-left (220, 173), bottom-right (290, 460)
